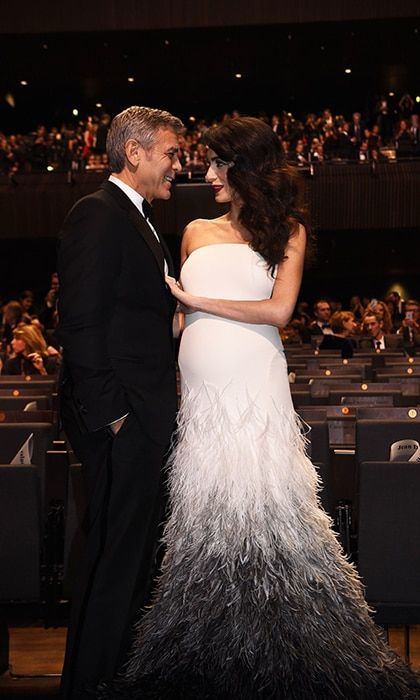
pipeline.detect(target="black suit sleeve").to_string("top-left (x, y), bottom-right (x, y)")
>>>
top-left (58, 195), bottom-right (131, 431)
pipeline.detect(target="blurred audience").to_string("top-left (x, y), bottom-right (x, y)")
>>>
top-left (0, 93), bottom-right (419, 176)
top-left (2, 322), bottom-right (60, 375)
top-left (396, 299), bottom-right (420, 346)
top-left (319, 311), bottom-right (357, 358)
top-left (360, 312), bottom-right (403, 350)
top-left (309, 300), bottom-right (333, 335)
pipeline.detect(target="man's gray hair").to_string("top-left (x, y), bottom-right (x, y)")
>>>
top-left (107, 106), bottom-right (184, 172)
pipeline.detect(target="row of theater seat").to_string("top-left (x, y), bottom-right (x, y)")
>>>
top-left (286, 347), bottom-right (420, 650)
top-left (1, 350), bottom-right (420, 663)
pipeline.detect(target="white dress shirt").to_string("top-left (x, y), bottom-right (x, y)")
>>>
top-left (109, 175), bottom-right (168, 275)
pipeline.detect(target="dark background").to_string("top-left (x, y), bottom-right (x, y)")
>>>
top-left (0, 17), bottom-right (419, 133)
top-left (1, 3), bottom-right (419, 306)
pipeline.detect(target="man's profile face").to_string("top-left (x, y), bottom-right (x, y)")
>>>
top-left (134, 128), bottom-right (182, 202)
top-left (314, 303), bottom-right (331, 322)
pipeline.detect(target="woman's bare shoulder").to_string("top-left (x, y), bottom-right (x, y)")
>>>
top-left (182, 216), bottom-right (229, 254)
top-left (183, 215), bottom-right (227, 233)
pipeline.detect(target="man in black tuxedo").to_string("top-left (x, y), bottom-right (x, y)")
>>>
top-left (58, 106), bottom-right (183, 698)
top-left (359, 312), bottom-right (403, 350)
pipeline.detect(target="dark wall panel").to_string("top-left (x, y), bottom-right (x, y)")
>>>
top-left (1, 166), bottom-right (419, 302)
top-left (1, 163), bottom-right (419, 241)
top-left (2, 1), bottom-right (420, 33)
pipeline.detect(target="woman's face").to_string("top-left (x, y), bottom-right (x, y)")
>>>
top-left (371, 301), bottom-right (384, 314)
top-left (205, 149), bottom-right (233, 203)
top-left (342, 317), bottom-right (356, 335)
top-left (12, 336), bottom-right (26, 354)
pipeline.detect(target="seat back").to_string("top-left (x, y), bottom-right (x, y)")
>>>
top-left (356, 419), bottom-right (420, 463)
top-left (0, 396), bottom-right (51, 411)
top-left (0, 465), bottom-right (41, 600)
top-left (358, 461), bottom-right (420, 603)
top-left (304, 418), bottom-right (332, 514)
top-left (0, 423), bottom-right (55, 509)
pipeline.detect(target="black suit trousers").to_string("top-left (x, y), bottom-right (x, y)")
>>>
top-left (60, 402), bottom-right (168, 699)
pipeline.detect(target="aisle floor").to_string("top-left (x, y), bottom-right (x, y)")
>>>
top-left (0, 625), bottom-right (419, 698)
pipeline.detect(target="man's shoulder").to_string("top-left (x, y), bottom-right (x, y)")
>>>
top-left (59, 185), bottom-right (125, 243)
top-left (63, 184), bottom-right (122, 223)
top-left (72, 183), bottom-right (116, 210)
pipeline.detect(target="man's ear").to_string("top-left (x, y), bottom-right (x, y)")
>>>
top-left (124, 139), bottom-right (142, 168)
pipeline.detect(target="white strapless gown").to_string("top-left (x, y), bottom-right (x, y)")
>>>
top-left (108, 244), bottom-right (420, 699)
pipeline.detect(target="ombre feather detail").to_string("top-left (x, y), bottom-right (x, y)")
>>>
top-left (99, 384), bottom-right (420, 699)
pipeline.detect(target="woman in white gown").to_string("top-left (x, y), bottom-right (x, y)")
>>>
top-left (104, 118), bottom-right (420, 698)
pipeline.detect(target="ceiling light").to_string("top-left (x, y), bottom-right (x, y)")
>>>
top-left (72, 108), bottom-right (78, 116)
top-left (235, 73), bottom-right (242, 79)
top-left (128, 77), bottom-right (135, 83)
top-left (20, 80), bottom-right (28, 86)
top-left (345, 68), bottom-right (352, 74)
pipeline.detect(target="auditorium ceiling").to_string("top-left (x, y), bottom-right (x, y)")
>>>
top-left (0, 16), bottom-right (419, 131)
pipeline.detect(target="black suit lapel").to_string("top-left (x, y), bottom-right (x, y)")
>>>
top-left (158, 234), bottom-right (175, 277)
top-left (100, 180), bottom-right (167, 277)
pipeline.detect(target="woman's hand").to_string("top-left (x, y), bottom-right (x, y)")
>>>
top-left (165, 276), bottom-right (198, 313)
top-left (27, 352), bottom-right (48, 375)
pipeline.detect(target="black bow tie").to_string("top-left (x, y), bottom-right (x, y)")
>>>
top-left (142, 199), bottom-right (154, 223)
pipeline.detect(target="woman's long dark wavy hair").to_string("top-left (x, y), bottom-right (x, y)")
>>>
top-left (203, 117), bottom-right (309, 272)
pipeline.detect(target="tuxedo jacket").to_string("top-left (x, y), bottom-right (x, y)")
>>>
top-left (358, 334), bottom-right (404, 351)
top-left (58, 180), bottom-right (177, 445)
top-left (348, 122), bottom-right (366, 142)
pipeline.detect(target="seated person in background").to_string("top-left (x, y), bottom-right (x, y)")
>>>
top-left (19, 289), bottom-right (37, 322)
top-left (396, 299), bottom-right (420, 346)
top-left (38, 271), bottom-right (60, 346)
top-left (299, 299), bottom-right (333, 343)
top-left (309, 299), bottom-right (333, 335)
top-left (359, 312), bottom-right (403, 350)
top-left (323, 128), bottom-right (337, 160)
top-left (365, 298), bottom-right (393, 333)
top-left (385, 290), bottom-right (404, 328)
top-left (288, 139), bottom-right (308, 166)
top-left (281, 320), bottom-right (304, 345)
top-left (308, 137), bottom-right (323, 162)
top-left (3, 323), bottom-right (60, 375)
top-left (1, 300), bottom-right (23, 347)
top-left (319, 311), bottom-right (356, 358)
top-left (337, 123), bottom-right (352, 159)
top-left (349, 295), bottom-right (365, 321)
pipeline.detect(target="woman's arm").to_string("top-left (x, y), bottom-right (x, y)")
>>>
top-left (167, 224), bottom-right (306, 328)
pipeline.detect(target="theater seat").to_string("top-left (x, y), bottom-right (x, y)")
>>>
top-left (0, 396), bottom-right (51, 411)
top-left (356, 419), bottom-right (420, 463)
top-left (358, 461), bottom-right (420, 659)
top-left (358, 461), bottom-right (420, 603)
top-left (0, 423), bottom-right (55, 509)
top-left (304, 418), bottom-right (332, 515)
top-left (0, 465), bottom-right (41, 600)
